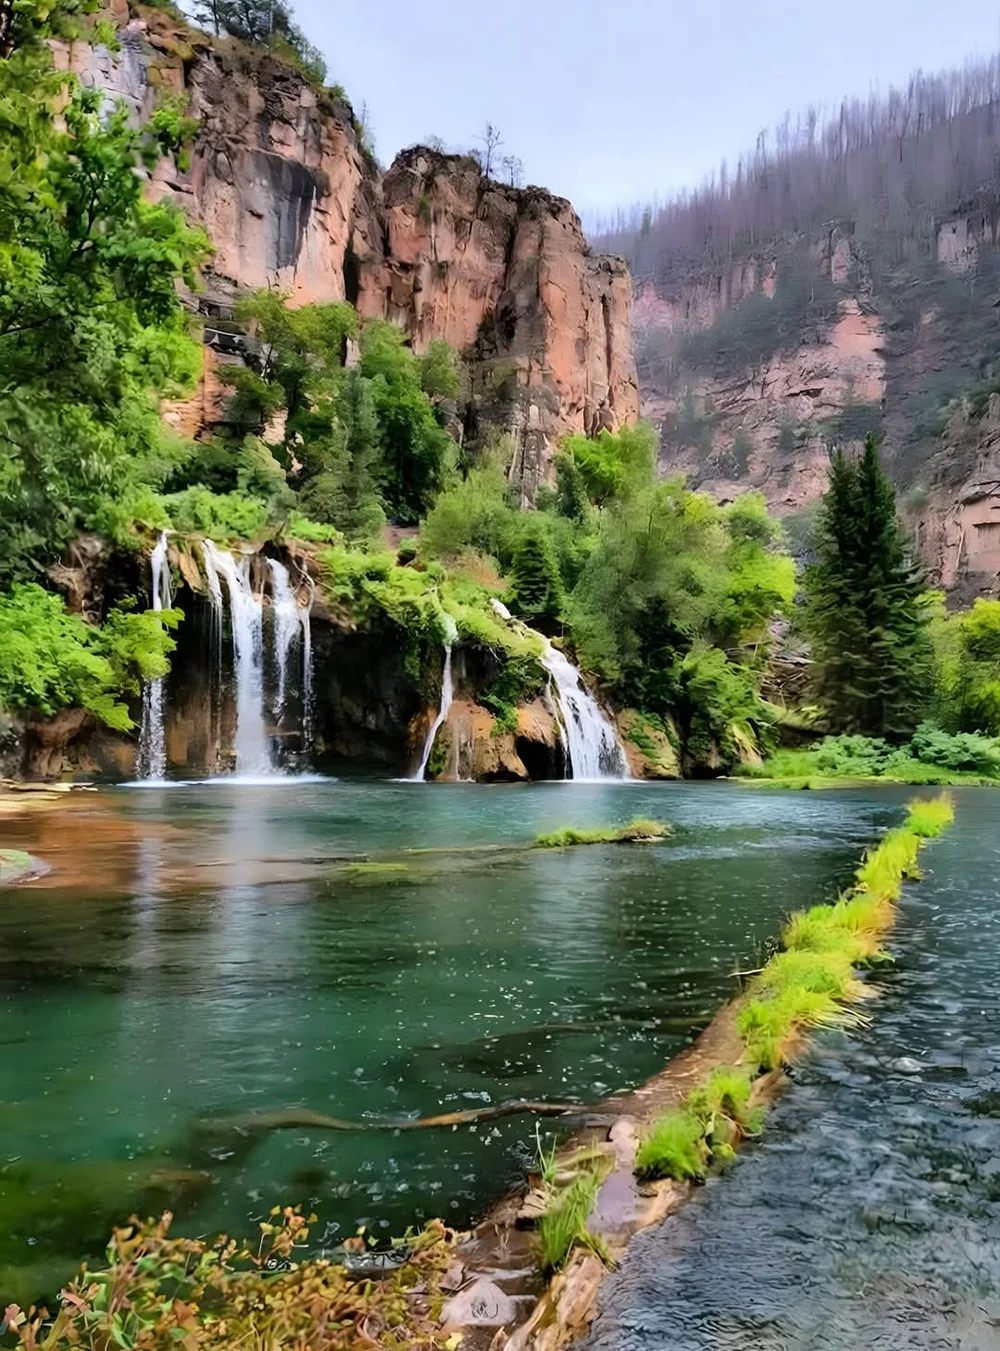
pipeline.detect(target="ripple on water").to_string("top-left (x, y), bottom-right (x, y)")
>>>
top-left (583, 788), bottom-right (1000, 1351)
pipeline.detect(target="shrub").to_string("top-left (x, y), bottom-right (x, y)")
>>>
top-left (909, 721), bottom-right (1000, 775)
top-left (0, 585), bottom-right (178, 731)
top-left (160, 486), bottom-right (271, 540)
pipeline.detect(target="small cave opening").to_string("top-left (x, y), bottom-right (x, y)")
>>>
top-left (343, 246), bottom-right (360, 307)
top-left (516, 735), bottom-right (566, 781)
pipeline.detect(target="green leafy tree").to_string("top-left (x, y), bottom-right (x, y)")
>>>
top-left (192, 0), bottom-right (326, 83)
top-left (297, 370), bottom-right (385, 540)
top-left (804, 435), bottom-right (932, 737)
top-left (933, 596), bottom-right (1000, 734)
top-left (0, 0), bottom-right (207, 580)
top-left (561, 424), bottom-right (657, 507)
top-left (360, 321), bottom-right (458, 523)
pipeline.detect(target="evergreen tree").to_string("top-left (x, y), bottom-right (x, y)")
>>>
top-left (805, 435), bottom-right (932, 736)
top-left (507, 528), bottom-right (564, 624)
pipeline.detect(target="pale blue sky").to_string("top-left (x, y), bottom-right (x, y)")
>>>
top-left (295, 0), bottom-right (1000, 214)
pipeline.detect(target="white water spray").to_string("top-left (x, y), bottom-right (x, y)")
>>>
top-left (301, 577), bottom-right (315, 753)
top-left (202, 540), bottom-right (271, 777)
top-left (412, 615), bottom-right (458, 781)
top-left (267, 559), bottom-right (301, 720)
top-left (136, 532), bottom-right (172, 781)
top-left (540, 642), bottom-right (629, 781)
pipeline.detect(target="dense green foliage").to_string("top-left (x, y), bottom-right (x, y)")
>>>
top-left (933, 597), bottom-right (1000, 735)
top-left (742, 724), bottom-right (1000, 785)
top-left (0, 585), bottom-right (178, 731)
top-left (222, 295), bottom-right (459, 534)
top-left (420, 424), bottom-right (795, 765)
top-left (0, 1), bottom-right (207, 584)
top-left (804, 435), bottom-right (933, 737)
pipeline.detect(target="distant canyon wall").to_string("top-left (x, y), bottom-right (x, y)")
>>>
top-left (60, 5), bottom-right (638, 497)
top-left (633, 218), bottom-right (1000, 599)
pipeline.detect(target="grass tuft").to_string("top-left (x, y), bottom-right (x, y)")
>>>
top-left (534, 818), bottom-right (672, 849)
top-left (535, 1166), bottom-right (610, 1273)
top-left (905, 795), bottom-right (956, 838)
top-left (634, 793), bottom-right (955, 1182)
top-left (634, 1109), bottom-right (708, 1182)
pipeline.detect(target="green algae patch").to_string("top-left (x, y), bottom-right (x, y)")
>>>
top-left (534, 818), bottom-right (672, 848)
top-left (0, 848), bottom-right (43, 884)
top-left (337, 861), bottom-right (425, 886)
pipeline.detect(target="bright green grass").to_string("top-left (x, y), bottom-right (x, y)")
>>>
top-left (534, 818), bottom-right (672, 849)
top-left (634, 1109), bottom-right (709, 1183)
top-left (634, 793), bottom-right (955, 1183)
top-left (535, 1168), bottom-right (608, 1273)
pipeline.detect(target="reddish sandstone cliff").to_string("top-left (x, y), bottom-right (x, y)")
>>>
top-left (64, 6), bottom-right (638, 494)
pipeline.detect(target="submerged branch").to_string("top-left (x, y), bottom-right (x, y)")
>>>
top-left (199, 1099), bottom-right (599, 1139)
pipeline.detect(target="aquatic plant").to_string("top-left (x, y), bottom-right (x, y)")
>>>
top-left (338, 861), bottom-right (421, 885)
top-left (2, 1209), bottom-right (458, 1350)
top-left (534, 818), bottom-right (672, 848)
top-left (535, 1165), bottom-right (610, 1274)
top-left (637, 1068), bottom-right (763, 1183)
top-left (905, 794), bottom-right (956, 838)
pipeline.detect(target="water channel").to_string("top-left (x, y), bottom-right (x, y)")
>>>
top-left (584, 787), bottom-right (1000, 1351)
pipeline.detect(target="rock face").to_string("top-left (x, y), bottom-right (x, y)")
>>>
top-left (633, 217), bottom-right (1000, 597)
top-left (65, 8), bottom-right (638, 497)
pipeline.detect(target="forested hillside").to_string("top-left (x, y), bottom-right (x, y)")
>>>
top-left (594, 57), bottom-right (1000, 596)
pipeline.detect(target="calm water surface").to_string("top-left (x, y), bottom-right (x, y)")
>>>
top-left (1, 781), bottom-right (903, 1299)
top-left (584, 787), bottom-right (1000, 1351)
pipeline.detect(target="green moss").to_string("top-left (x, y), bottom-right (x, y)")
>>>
top-left (337, 862), bottom-right (422, 886)
top-left (426, 726), bottom-right (451, 779)
top-left (534, 818), bottom-right (672, 848)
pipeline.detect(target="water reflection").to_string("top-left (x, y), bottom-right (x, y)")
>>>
top-left (1, 781), bottom-right (901, 1301)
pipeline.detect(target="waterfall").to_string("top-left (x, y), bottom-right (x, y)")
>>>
top-left (412, 615), bottom-right (458, 781)
top-left (136, 533), bottom-right (172, 781)
top-left (540, 642), bottom-right (629, 781)
top-left (267, 559), bottom-right (301, 720)
top-left (301, 580), bottom-right (314, 753)
top-left (202, 540), bottom-right (271, 778)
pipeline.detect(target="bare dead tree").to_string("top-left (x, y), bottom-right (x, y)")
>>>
top-left (501, 153), bottom-right (524, 188)
top-left (475, 122), bottom-right (503, 179)
top-left (591, 51), bottom-right (1000, 290)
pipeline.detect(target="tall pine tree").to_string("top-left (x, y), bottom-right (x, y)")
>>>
top-left (805, 434), bottom-right (932, 737)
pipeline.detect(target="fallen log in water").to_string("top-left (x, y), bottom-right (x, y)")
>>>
top-left (198, 1099), bottom-right (602, 1140)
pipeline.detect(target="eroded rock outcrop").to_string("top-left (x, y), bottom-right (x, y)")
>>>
top-left (634, 216), bottom-right (1000, 594)
top-left (64, 7), bottom-right (638, 497)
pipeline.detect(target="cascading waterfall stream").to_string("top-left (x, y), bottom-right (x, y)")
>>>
top-left (136, 532), bottom-right (172, 781)
top-left (267, 559), bottom-right (302, 721)
top-left (540, 641), bottom-right (630, 781)
top-left (300, 575), bottom-right (315, 754)
top-left (202, 540), bottom-right (271, 778)
top-left (412, 615), bottom-right (459, 781)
